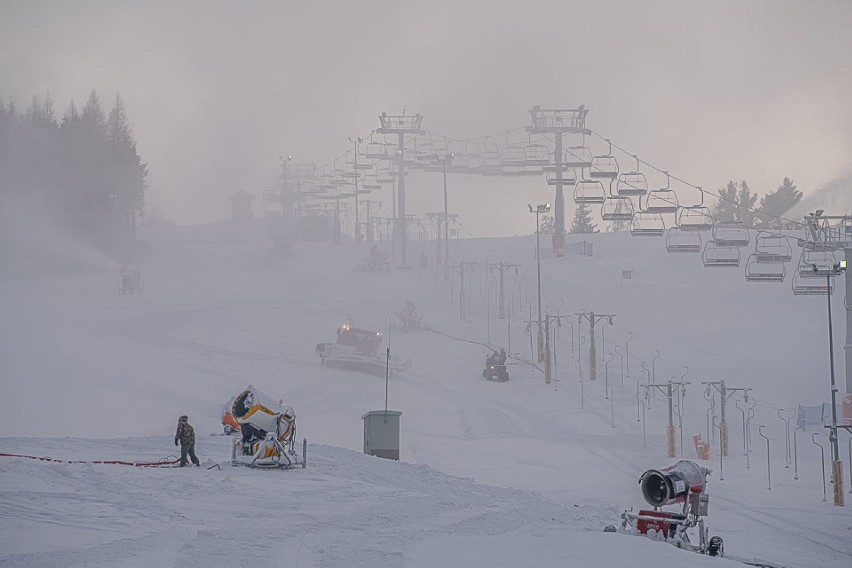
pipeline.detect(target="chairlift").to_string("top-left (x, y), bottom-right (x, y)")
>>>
top-left (745, 254), bottom-right (786, 283)
top-left (630, 212), bottom-right (665, 237)
top-left (481, 151), bottom-right (502, 176)
top-left (523, 143), bottom-right (550, 167)
top-left (678, 206), bottom-right (714, 232)
top-left (791, 270), bottom-right (833, 296)
top-left (795, 249), bottom-right (837, 278)
top-left (617, 156), bottom-right (648, 196)
top-left (447, 155), bottom-right (482, 174)
top-left (641, 172), bottom-right (679, 214)
top-left (546, 169), bottom-right (577, 186)
top-left (702, 240), bottom-right (741, 268)
top-left (753, 233), bottom-right (792, 262)
top-left (711, 221), bottom-right (750, 246)
top-left (601, 196), bottom-right (635, 221)
top-left (589, 139), bottom-right (618, 179)
top-left (564, 146), bottom-right (593, 169)
top-left (364, 142), bottom-right (393, 160)
top-left (500, 145), bottom-right (526, 168)
top-left (665, 227), bottom-right (702, 253)
top-left (574, 180), bottom-right (606, 204)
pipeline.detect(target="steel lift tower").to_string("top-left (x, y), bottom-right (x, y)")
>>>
top-left (799, 211), bottom-right (851, 506)
top-left (377, 111), bottom-right (423, 267)
top-left (527, 105), bottom-right (589, 256)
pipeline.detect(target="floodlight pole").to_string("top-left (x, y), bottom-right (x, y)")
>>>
top-left (824, 265), bottom-right (845, 505)
top-left (702, 380), bottom-right (751, 457)
top-left (349, 136), bottom-right (363, 241)
top-left (529, 204), bottom-right (550, 381)
top-left (442, 154), bottom-right (454, 280)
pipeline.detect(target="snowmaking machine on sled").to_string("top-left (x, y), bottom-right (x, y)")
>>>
top-left (316, 323), bottom-right (412, 378)
top-left (615, 460), bottom-right (723, 557)
top-left (222, 385), bottom-right (306, 469)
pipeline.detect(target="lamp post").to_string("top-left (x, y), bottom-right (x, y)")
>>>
top-left (349, 136), bottom-right (364, 242)
top-left (814, 258), bottom-right (847, 505)
top-left (442, 153), bottom-right (454, 280)
top-left (529, 203), bottom-right (551, 382)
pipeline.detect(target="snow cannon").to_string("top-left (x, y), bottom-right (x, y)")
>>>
top-left (619, 460), bottom-right (722, 557)
top-left (224, 385), bottom-right (306, 469)
top-left (639, 460), bottom-right (708, 507)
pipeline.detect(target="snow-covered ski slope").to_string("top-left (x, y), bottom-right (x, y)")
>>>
top-left (1, 221), bottom-right (850, 568)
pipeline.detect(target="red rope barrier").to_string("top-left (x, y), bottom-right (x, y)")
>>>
top-left (0, 452), bottom-right (180, 467)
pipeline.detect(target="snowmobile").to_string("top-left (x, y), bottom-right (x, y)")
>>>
top-left (482, 351), bottom-right (509, 382)
top-left (616, 460), bottom-right (723, 557)
top-left (316, 323), bottom-right (412, 378)
top-left (223, 385), bottom-right (306, 469)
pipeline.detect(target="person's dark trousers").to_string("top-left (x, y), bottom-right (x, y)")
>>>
top-left (180, 443), bottom-right (200, 467)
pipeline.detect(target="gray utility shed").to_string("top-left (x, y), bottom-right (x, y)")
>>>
top-left (361, 410), bottom-right (402, 460)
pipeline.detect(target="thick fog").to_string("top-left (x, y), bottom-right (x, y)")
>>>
top-left (2, 0), bottom-right (851, 236)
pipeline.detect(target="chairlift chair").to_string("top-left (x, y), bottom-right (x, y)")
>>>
top-left (753, 233), bottom-right (792, 262)
top-left (702, 241), bottom-right (741, 267)
top-left (630, 212), bottom-right (665, 237)
top-left (791, 270), bottom-right (833, 296)
top-left (601, 196), bottom-right (635, 221)
top-left (364, 142), bottom-right (393, 160)
top-left (678, 206), bottom-right (714, 232)
top-left (480, 151), bottom-right (502, 176)
top-left (711, 221), bottom-right (750, 246)
top-left (546, 169), bottom-right (577, 186)
top-left (589, 139), bottom-right (618, 178)
top-left (640, 172), bottom-right (679, 214)
top-left (500, 146), bottom-right (526, 168)
top-left (665, 227), bottom-right (702, 253)
top-left (795, 249), bottom-right (837, 278)
top-left (616, 156), bottom-right (648, 196)
top-left (564, 146), bottom-right (593, 169)
top-left (523, 143), bottom-right (550, 167)
top-left (745, 254), bottom-right (786, 282)
top-left (574, 180), bottom-right (606, 204)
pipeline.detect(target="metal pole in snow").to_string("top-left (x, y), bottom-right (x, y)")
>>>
top-left (759, 425), bottom-right (770, 490)
top-left (813, 432), bottom-right (827, 502)
top-left (714, 416), bottom-right (724, 481)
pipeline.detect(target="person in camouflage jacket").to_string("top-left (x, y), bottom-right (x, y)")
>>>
top-left (174, 415), bottom-right (200, 467)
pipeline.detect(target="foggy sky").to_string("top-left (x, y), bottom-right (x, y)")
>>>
top-left (2, 0), bottom-right (851, 236)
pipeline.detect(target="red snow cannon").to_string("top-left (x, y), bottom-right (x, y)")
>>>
top-left (639, 460), bottom-right (708, 507)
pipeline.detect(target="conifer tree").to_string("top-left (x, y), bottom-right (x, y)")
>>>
top-left (570, 204), bottom-right (598, 234)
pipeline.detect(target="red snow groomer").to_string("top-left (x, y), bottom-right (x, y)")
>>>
top-left (618, 460), bottom-right (724, 557)
top-left (316, 323), bottom-right (411, 378)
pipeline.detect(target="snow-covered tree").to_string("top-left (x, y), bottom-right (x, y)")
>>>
top-left (758, 177), bottom-right (802, 228)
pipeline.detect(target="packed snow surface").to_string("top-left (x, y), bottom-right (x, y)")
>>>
top-left (1, 222), bottom-right (850, 567)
